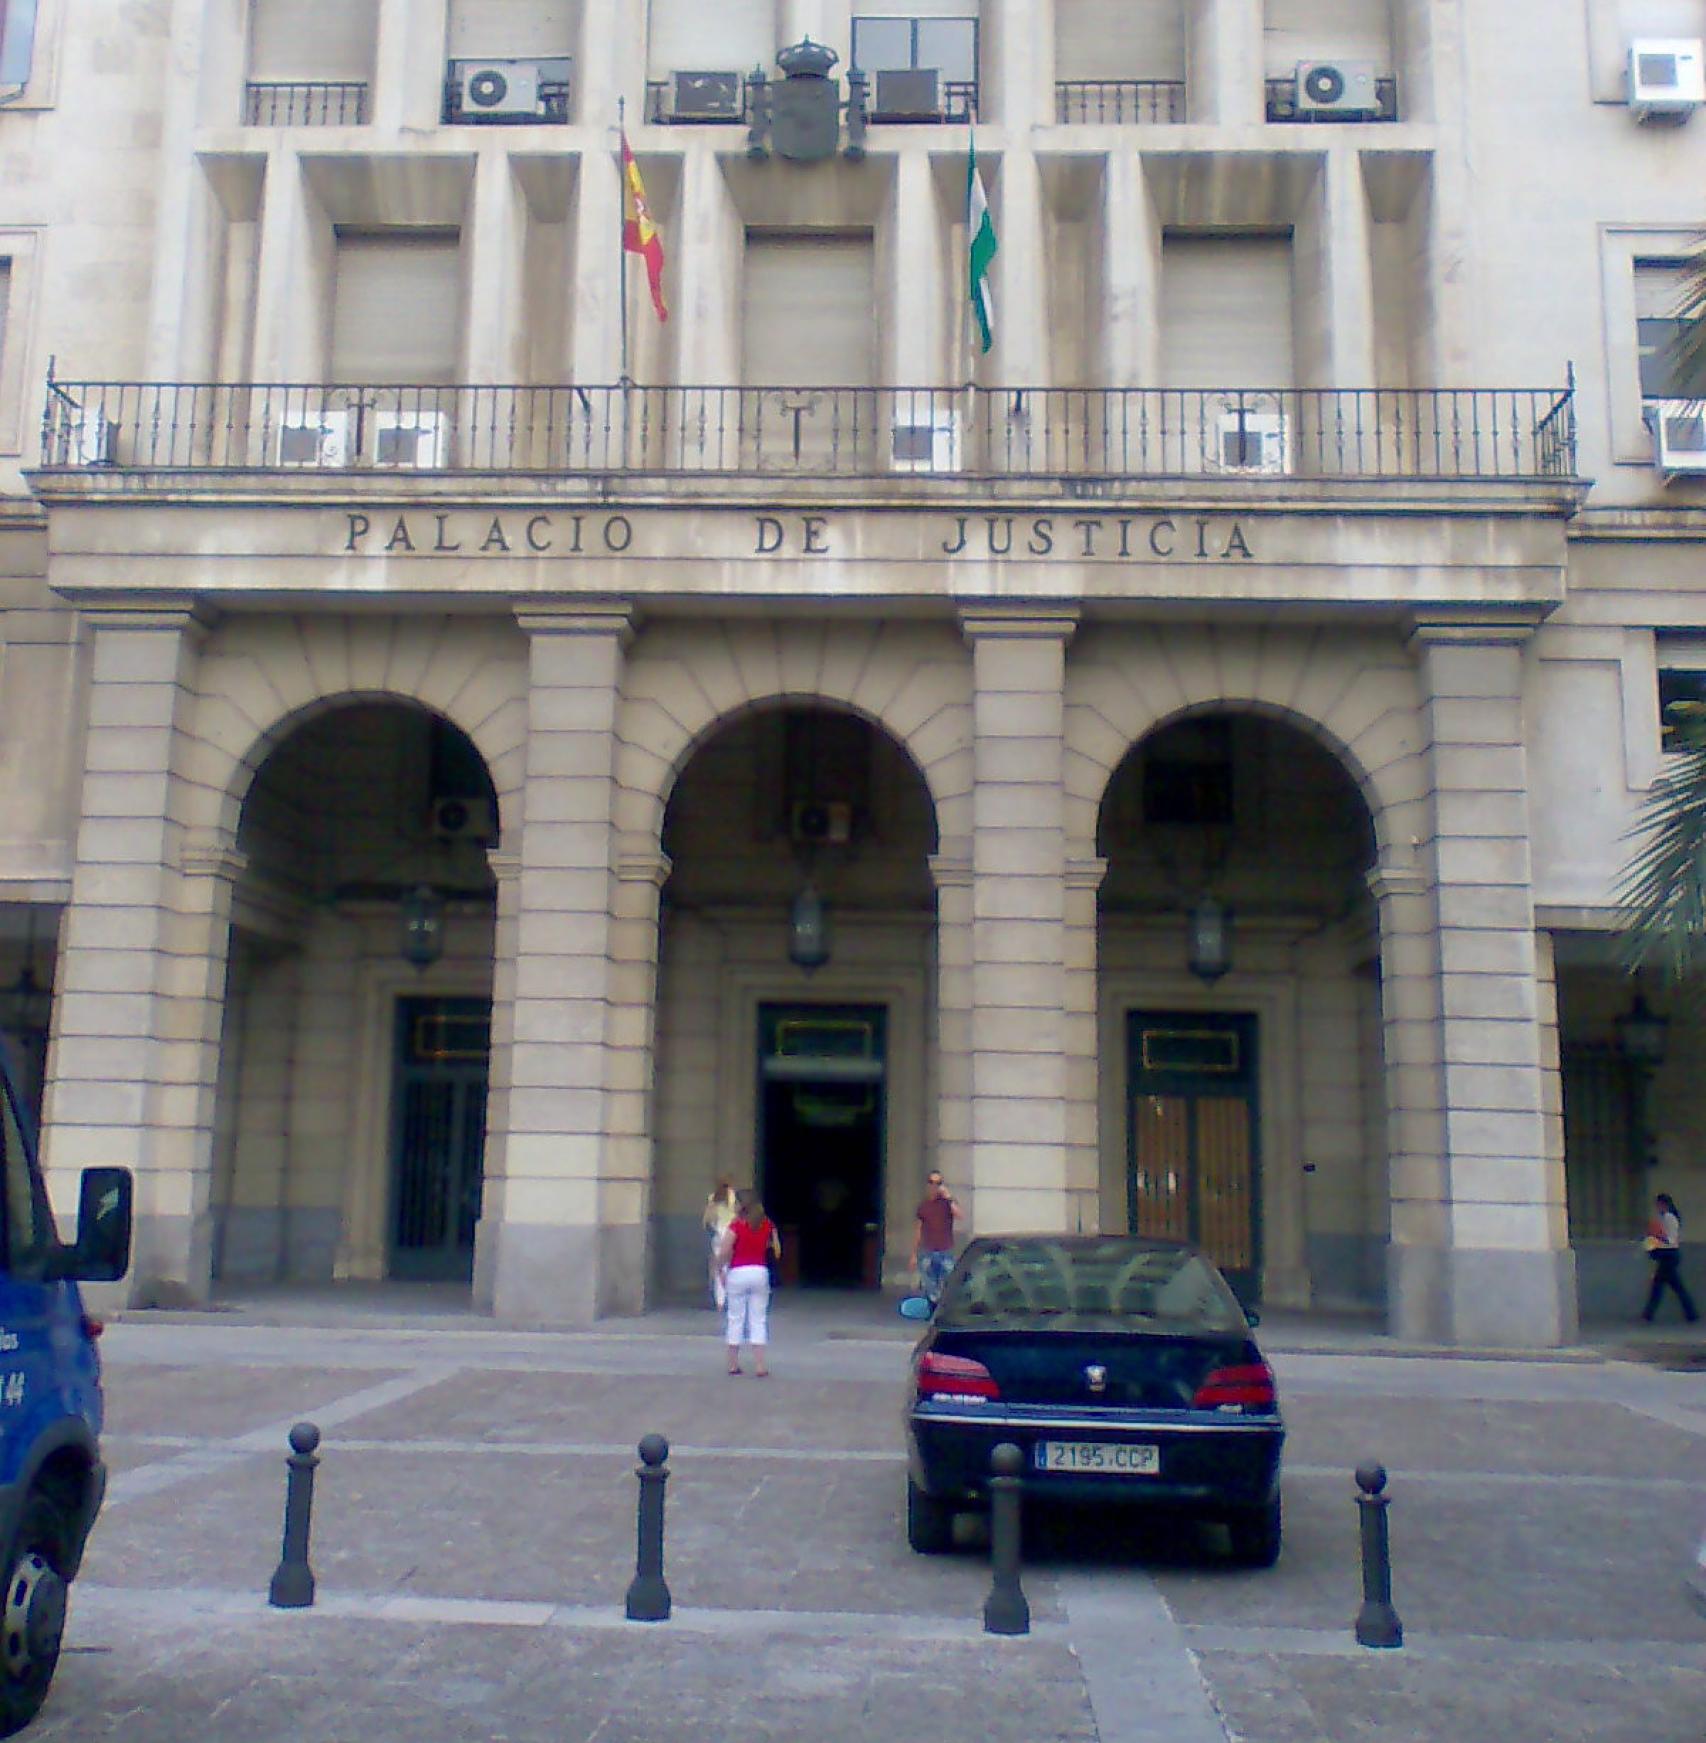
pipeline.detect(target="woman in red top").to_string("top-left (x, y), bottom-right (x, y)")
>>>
top-left (716, 1190), bottom-right (781, 1376)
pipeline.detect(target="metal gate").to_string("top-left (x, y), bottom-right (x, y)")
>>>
top-left (390, 996), bottom-right (491, 1281)
top-left (1127, 1011), bottom-right (1260, 1302)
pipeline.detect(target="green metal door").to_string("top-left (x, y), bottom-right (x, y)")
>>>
top-left (390, 996), bottom-right (491, 1282)
top-left (1127, 1011), bottom-right (1260, 1303)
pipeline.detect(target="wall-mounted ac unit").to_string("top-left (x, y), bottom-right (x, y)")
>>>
top-left (431, 795), bottom-right (498, 842)
top-left (872, 67), bottom-right (940, 120)
top-left (65, 409), bottom-right (117, 466)
top-left (892, 410), bottom-right (960, 473)
top-left (791, 800), bottom-right (853, 845)
top-left (1294, 60), bottom-right (1378, 118)
top-left (455, 59), bottom-right (543, 120)
top-left (1650, 400), bottom-right (1706, 475)
top-left (1210, 405), bottom-right (1289, 475)
top-left (373, 411), bottom-right (450, 469)
top-left (276, 409), bottom-right (351, 468)
top-left (671, 69), bottom-right (742, 120)
top-left (1629, 40), bottom-right (1705, 119)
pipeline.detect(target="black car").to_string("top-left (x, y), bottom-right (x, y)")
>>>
top-left (902, 1234), bottom-right (1284, 1564)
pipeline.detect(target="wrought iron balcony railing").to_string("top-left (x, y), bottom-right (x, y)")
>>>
top-left (1056, 80), bottom-right (1186, 124)
top-left (38, 381), bottom-right (1578, 483)
top-left (1265, 74), bottom-right (1400, 122)
top-left (244, 80), bottom-right (370, 126)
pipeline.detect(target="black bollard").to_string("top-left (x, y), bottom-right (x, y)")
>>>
top-left (1353, 1464), bottom-right (1402, 1648)
top-left (983, 1441), bottom-right (1030, 1636)
top-left (625, 1433), bottom-right (672, 1622)
top-left (268, 1421), bottom-right (321, 1610)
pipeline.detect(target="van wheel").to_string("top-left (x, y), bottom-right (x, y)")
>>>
top-left (1225, 1496), bottom-right (1282, 1569)
top-left (0, 1492), bottom-right (71, 1737)
top-left (906, 1478), bottom-right (955, 1555)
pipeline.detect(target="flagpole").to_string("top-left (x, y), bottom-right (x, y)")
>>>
top-left (618, 96), bottom-right (631, 386)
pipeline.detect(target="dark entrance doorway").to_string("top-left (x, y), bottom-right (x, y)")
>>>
top-left (758, 1004), bottom-right (885, 1288)
top-left (390, 996), bottom-right (492, 1281)
top-left (1127, 1011), bottom-right (1260, 1303)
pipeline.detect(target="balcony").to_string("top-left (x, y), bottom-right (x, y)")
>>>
top-left (38, 381), bottom-right (1578, 484)
top-left (1056, 80), bottom-right (1186, 125)
top-left (1265, 74), bottom-right (1400, 123)
top-left (244, 80), bottom-right (370, 126)
top-left (645, 74), bottom-right (752, 125)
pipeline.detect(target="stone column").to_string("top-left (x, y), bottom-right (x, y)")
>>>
top-left (1384, 620), bottom-right (1575, 1348)
top-left (929, 848), bottom-right (974, 1217)
top-left (1100, 147), bottom-right (1161, 390)
top-left (1189, 0), bottom-right (1263, 125)
top-left (42, 602), bottom-right (232, 1308)
top-left (1063, 850), bottom-right (1106, 1232)
top-left (493, 603), bottom-right (633, 1324)
top-left (961, 607), bottom-right (1077, 1233)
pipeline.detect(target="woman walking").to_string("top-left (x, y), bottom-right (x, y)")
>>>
top-left (1642, 1193), bottom-right (1700, 1324)
top-left (717, 1190), bottom-right (781, 1376)
top-left (701, 1177), bottom-right (739, 1308)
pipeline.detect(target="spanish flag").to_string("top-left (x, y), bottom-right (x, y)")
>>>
top-left (620, 131), bottom-right (667, 323)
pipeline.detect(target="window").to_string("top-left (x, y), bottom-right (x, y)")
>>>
top-left (1636, 260), bottom-right (1691, 399)
top-left (1161, 234), bottom-right (1295, 389)
top-left (331, 232), bottom-right (463, 384)
top-left (1658, 661), bottom-right (1706, 751)
top-left (0, 1054), bottom-right (52, 1277)
top-left (247, 0), bottom-right (377, 82)
top-left (0, 0), bottom-right (37, 87)
top-left (851, 12), bottom-right (978, 116)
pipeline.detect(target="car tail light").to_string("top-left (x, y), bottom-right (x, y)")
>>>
top-left (79, 1315), bottom-right (104, 1341)
top-left (1193, 1362), bottom-right (1276, 1409)
top-left (917, 1350), bottom-right (1000, 1402)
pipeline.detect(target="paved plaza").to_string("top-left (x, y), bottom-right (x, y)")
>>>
top-left (29, 1291), bottom-right (1706, 1742)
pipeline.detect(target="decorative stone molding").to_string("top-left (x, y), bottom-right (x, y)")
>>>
top-left (927, 853), bottom-right (973, 891)
top-left (178, 833), bottom-right (248, 883)
top-left (1405, 611), bottom-right (1543, 653)
top-left (959, 604), bottom-right (1081, 643)
top-left (616, 846), bottom-right (673, 887)
top-left (1066, 856), bottom-right (1110, 892)
top-left (485, 848), bottom-right (522, 884)
top-left (1365, 863), bottom-right (1429, 903)
top-left (514, 599), bottom-right (635, 643)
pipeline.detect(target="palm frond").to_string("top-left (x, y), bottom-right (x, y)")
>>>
top-left (1667, 238), bottom-right (1706, 397)
top-left (1616, 704), bottom-right (1706, 982)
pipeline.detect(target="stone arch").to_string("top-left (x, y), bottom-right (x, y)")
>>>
top-left (1064, 623), bottom-right (1426, 864)
top-left (181, 614), bottom-right (529, 847)
top-left (614, 618), bottom-right (973, 851)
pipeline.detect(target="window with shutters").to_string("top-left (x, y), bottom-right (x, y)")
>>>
top-left (1054, 0), bottom-right (1186, 122)
top-left (852, 9), bottom-right (979, 121)
top-left (1634, 259), bottom-right (1698, 400)
top-left (1161, 236), bottom-right (1295, 390)
top-left (1262, 0), bottom-right (1394, 75)
top-left (248, 0), bottom-right (376, 82)
top-left (646, 0), bottom-right (770, 82)
top-left (443, 0), bottom-right (575, 122)
top-left (331, 232), bottom-right (463, 386)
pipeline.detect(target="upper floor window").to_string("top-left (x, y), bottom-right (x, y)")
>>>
top-left (1055, 0), bottom-right (1186, 124)
top-left (332, 231), bottom-right (463, 386)
top-left (246, 0), bottom-right (376, 124)
top-left (1657, 642), bottom-right (1706, 752)
top-left (1635, 257), bottom-right (1704, 399)
top-left (443, 0), bottom-right (575, 124)
top-left (852, 10), bottom-right (978, 121)
top-left (0, 0), bottom-right (38, 89)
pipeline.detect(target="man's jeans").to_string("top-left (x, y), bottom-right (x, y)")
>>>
top-left (919, 1248), bottom-right (954, 1304)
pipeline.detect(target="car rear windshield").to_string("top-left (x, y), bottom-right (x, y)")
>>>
top-left (935, 1240), bottom-right (1247, 1333)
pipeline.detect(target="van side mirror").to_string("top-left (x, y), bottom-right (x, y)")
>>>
top-left (68, 1167), bottom-right (132, 1283)
top-left (898, 1294), bottom-right (935, 1321)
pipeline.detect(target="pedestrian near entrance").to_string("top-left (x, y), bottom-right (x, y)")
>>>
top-left (718, 1190), bottom-right (781, 1376)
top-left (701, 1177), bottom-right (739, 1309)
top-left (912, 1171), bottom-right (964, 1305)
top-left (1642, 1192), bottom-right (1700, 1324)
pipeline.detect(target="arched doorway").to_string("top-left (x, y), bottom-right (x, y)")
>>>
top-left (651, 702), bottom-right (939, 1294)
top-left (1097, 709), bottom-right (1380, 1307)
top-left (210, 701), bottom-right (500, 1286)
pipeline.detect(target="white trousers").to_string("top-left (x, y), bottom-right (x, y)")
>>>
top-left (724, 1264), bottom-right (771, 1347)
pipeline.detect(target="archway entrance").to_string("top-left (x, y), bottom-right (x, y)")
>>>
top-left (652, 702), bottom-right (937, 1297)
top-left (1098, 710), bottom-right (1379, 1308)
top-left (211, 701), bottom-right (499, 1286)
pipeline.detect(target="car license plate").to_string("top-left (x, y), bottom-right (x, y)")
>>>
top-left (1034, 1440), bottom-right (1160, 1475)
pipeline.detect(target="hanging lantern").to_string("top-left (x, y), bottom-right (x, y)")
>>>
top-left (1614, 990), bottom-right (1669, 1068)
top-left (788, 882), bottom-right (830, 972)
top-left (0, 963), bottom-right (52, 1041)
top-left (400, 884), bottom-right (446, 970)
top-left (1187, 894), bottom-right (1233, 983)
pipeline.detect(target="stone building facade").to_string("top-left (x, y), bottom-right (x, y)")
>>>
top-left (0, 0), bottom-right (1702, 1345)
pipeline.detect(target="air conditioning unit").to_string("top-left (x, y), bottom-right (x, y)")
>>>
top-left (1628, 40), bottom-right (1705, 119)
top-left (431, 795), bottom-right (498, 843)
top-left (872, 66), bottom-right (941, 120)
top-left (791, 800), bottom-right (854, 845)
top-left (275, 409), bottom-right (351, 468)
top-left (892, 410), bottom-right (961, 473)
top-left (1294, 60), bottom-right (1378, 118)
top-left (455, 59), bottom-right (543, 120)
top-left (1649, 400), bottom-right (1706, 475)
top-left (373, 410), bottom-right (450, 469)
top-left (671, 69), bottom-right (742, 120)
top-left (65, 409), bottom-right (117, 466)
top-left (1211, 405), bottom-right (1289, 475)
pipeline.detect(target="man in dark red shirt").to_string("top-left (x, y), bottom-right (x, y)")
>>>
top-left (912, 1171), bottom-right (964, 1305)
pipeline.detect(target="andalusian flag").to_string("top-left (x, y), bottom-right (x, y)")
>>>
top-left (967, 137), bottom-right (997, 354)
top-left (621, 130), bottom-right (667, 323)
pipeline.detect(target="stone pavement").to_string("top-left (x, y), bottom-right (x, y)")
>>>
top-left (28, 1289), bottom-right (1706, 1742)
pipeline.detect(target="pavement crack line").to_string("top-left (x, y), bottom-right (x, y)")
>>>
top-left (103, 1367), bottom-right (463, 1507)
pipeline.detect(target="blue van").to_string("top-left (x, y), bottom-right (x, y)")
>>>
top-left (0, 1038), bottom-right (131, 1735)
